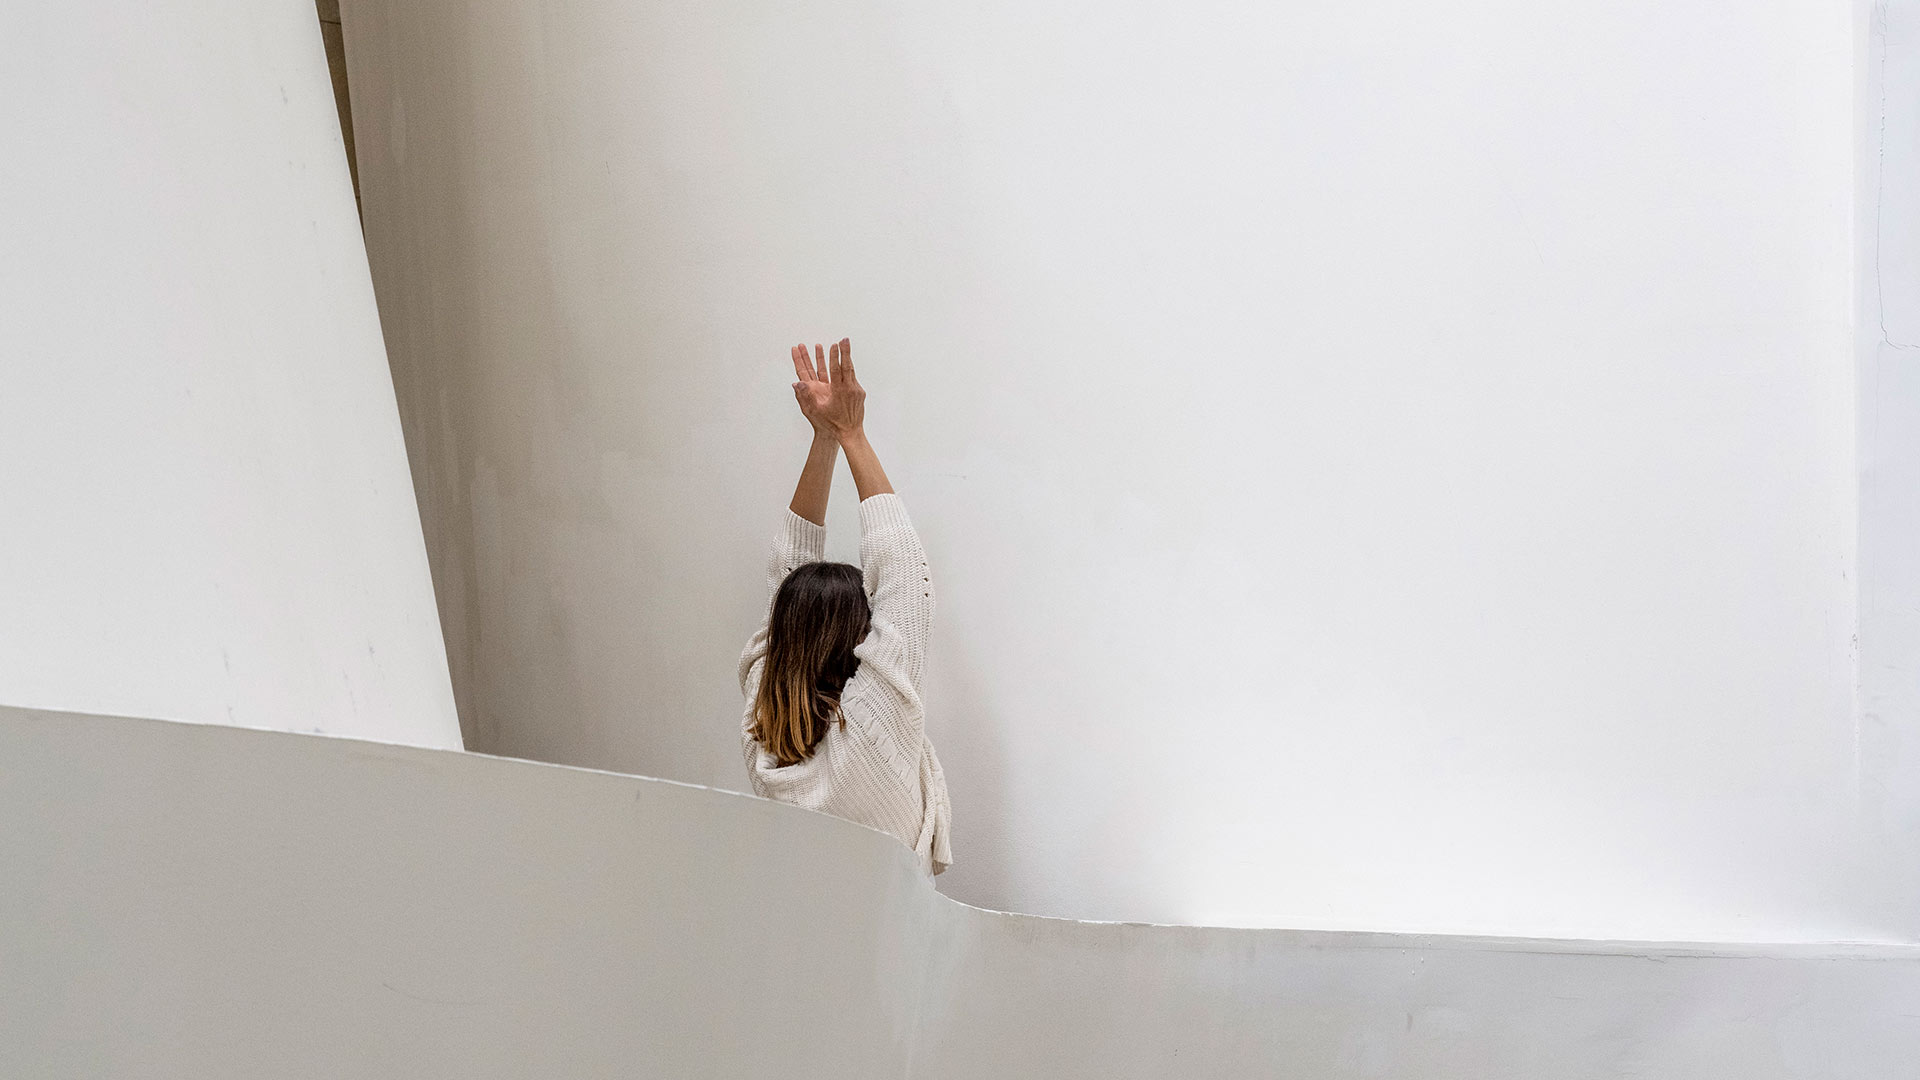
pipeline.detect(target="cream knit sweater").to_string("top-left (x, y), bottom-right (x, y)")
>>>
top-left (738, 492), bottom-right (953, 876)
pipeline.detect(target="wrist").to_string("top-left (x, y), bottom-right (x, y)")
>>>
top-left (835, 426), bottom-right (868, 448)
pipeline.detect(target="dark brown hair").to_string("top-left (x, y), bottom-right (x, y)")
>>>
top-left (753, 561), bottom-right (871, 766)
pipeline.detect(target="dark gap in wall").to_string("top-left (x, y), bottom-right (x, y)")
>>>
top-left (314, 0), bottom-right (360, 216)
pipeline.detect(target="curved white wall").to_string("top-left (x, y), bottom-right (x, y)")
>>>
top-left (0, 1), bottom-right (460, 749)
top-left (2, 707), bottom-right (1916, 1079)
top-left (344, 0), bottom-right (1880, 935)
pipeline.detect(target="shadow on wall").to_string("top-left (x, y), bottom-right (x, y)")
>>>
top-left (314, 0), bottom-right (359, 207)
top-left (923, 632), bottom-right (1015, 911)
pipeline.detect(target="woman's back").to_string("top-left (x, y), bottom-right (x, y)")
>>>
top-left (737, 339), bottom-right (951, 876)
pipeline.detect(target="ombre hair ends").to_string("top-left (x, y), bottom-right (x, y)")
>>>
top-left (753, 562), bottom-right (871, 766)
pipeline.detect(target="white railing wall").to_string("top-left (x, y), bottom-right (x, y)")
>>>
top-left (2, 707), bottom-right (1914, 1079)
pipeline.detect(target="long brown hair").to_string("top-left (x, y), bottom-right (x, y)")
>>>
top-left (753, 561), bottom-right (871, 766)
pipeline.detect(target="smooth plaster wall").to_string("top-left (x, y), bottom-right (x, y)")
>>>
top-left (3, 707), bottom-right (1918, 1079)
top-left (1856, 0), bottom-right (1920, 942)
top-left (343, 0), bottom-right (1877, 936)
top-left (0, 1), bottom-right (459, 749)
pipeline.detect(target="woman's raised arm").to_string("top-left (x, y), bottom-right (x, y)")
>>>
top-left (739, 343), bottom-right (842, 700)
top-left (786, 343), bottom-right (840, 525)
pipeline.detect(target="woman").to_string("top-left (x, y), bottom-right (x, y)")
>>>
top-left (738, 337), bottom-right (953, 876)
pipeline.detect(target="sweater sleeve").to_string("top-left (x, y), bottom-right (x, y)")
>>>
top-left (737, 510), bottom-right (828, 702)
top-left (843, 493), bottom-right (935, 766)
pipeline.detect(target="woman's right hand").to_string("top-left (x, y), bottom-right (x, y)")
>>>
top-left (791, 338), bottom-right (865, 440)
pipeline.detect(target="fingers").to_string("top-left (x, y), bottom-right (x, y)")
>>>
top-left (791, 338), bottom-right (852, 385)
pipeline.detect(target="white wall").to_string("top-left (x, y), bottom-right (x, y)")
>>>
top-left (3, 707), bottom-right (1916, 1079)
top-left (1856, 0), bottom-right (1920, 941)
top-left (343, 0), bottom-right (1880, 936)
top-left (0, 1), bottom-right (460, 749)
